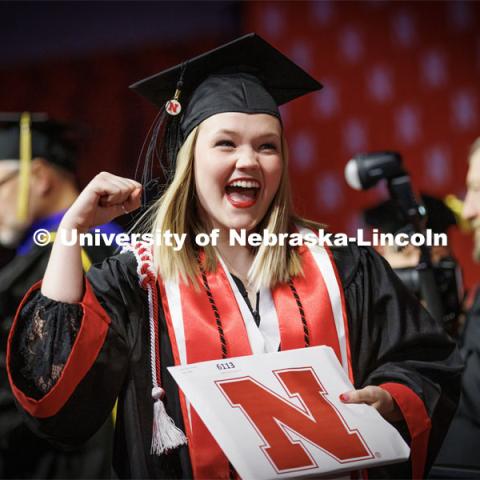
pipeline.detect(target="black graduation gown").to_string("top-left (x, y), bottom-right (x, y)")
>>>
top-left (7, 244), bottom-right (462, 479)
top-left (0, 240), bottom-right (115, 479)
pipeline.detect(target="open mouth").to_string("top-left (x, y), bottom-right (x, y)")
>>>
top-left (225, 178), bottom-right (261, 208)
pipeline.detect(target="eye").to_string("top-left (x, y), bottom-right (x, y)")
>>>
top-left (215, 139), bottom-right (235, 148)
top-left (259, 143), bottom-right (278, 152)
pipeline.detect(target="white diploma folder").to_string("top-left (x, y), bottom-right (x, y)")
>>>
top-left (168, 346), bottom-right (410, 479)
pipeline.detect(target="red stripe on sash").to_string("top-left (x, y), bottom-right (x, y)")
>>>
top-left (273, 245), bottom-right (342, 363)
top-left (180, 264), bottom-right (252, 363)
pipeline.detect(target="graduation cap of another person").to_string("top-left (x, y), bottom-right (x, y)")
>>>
top-left (363, 194), bottom-right (457, 235)
top-left (0, 112), bottom-right (79, 221)
top-left (129, 32), bottom-right (323, 202)
top-left (0, 113), bottom-right (78, 171)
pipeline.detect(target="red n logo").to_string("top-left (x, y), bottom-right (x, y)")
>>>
top-left (217, 368), bottom-right (373, 473)
top-left (165, 99), bottom-right (181, 116)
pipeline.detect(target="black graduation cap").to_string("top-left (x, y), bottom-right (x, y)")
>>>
top-left (129, 33), bottom-right (323, 201)
top-left (364, 194), bottom-right (457, 235)
top-left (0, 113), bottom-right (78, 171)
top-left (131, 32), bottom-right (322, 128)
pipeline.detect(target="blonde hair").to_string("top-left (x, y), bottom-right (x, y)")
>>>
top-left (138, 122), bottom-right (321, 289)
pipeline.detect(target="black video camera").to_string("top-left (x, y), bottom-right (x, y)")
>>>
top-left (346, 151), bottom-right (464, 331)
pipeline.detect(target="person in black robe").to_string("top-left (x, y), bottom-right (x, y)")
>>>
top-left (0, 115), bottom-right (120, 478)
top-left (6, 36), bottom-right (462, 479)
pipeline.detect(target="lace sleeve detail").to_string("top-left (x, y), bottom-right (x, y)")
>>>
top-left (11, 289), bottom-right (83, 400)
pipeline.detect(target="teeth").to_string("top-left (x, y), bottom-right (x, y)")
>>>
top-left (228, 180), bottom-right (260, 189)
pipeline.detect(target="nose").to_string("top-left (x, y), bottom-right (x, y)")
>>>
top-left (462, 191), bottom-right (477, 222)
top-left (235, 146), bottom-right (259, 170)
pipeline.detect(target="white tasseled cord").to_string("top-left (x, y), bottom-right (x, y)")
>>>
top-left (122, 242), bottom-right (188, 455)
top-left (147, 283), bottom-right (188, 454)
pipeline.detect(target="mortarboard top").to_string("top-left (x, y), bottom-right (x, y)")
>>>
top-left (364, 194), bottom-right (457, 235)
top-left (129, 33), bottom-right (323, 197)
top-left (0, 113), bottom-right (78, 171)
top-left (130, 33), bottom-right (322, 140)
top-left (130, 32), bottom-right (322, 110)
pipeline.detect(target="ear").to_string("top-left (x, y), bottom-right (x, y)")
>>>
top-left (30, 157), bottom-right (53, 196)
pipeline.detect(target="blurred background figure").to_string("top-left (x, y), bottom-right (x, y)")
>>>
top-left (363, 193), bottom-right (464, 337)
top-left (433, 138), bottom-right (480, 475)
top-left (0, 114), bottom-right (121, 478)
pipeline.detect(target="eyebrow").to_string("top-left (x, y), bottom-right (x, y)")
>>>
top-left (214, 129), bottom-right (237, 136)
top-left (213, 129), bottom-right (280, 138)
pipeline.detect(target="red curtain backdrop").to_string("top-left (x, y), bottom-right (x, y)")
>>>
top-left (244, 1), bottom-right (480, 288)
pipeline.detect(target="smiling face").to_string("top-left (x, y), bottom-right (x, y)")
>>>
top-left (193, 112), bottom-right (283, 233)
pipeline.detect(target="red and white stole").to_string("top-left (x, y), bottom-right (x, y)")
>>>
top-left (157, 228), bottom-right (353, 479)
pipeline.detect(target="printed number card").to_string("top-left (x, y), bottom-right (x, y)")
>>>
top-left (168, 346), bottom-right (410, 479)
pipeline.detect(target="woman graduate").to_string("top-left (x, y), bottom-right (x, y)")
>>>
top-left (7, 34), bottom-right (461, 479)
